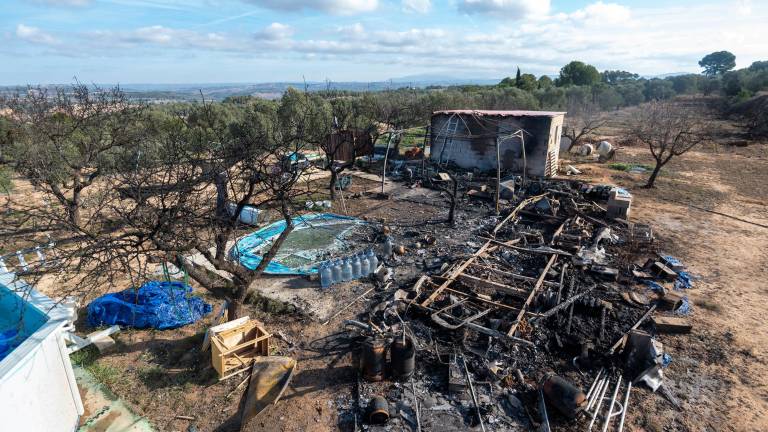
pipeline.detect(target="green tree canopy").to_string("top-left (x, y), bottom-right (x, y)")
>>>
top-left (516, 73), bottom-right (538, 92)
top-left (601, 70), bottom-right (639, 84)
top-left (748, 60), bottom-right (768, 72)
top-left (556, 61), bottom-right (601, 87)
top-left (699, 51), bottom-right (736, 76)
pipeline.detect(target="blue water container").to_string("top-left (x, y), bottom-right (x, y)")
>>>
top-left (351, 255), bottom-right (362, 279)
top-left (320, 262), bottom-right (333, 288)
top-left (358, 252), bottom-right (369, 277)
top-left (331, 259), bottom-right (343, 284)
top-left (341, 258), bottom-right (353, 282)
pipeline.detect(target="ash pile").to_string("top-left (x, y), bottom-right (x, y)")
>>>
top-left (342, 178), bottom-right (692, 431)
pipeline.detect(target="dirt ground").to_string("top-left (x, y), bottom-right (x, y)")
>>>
top-left (7, 101), bottom-right (768, 432)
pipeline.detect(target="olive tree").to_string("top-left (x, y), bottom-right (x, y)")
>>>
top-left (3, 84), bottom-right (147, 226)
top-left (628, 100), bottom-right (708, 188)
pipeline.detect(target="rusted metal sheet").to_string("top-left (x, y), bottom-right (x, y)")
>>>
top-left (433, 109), bottom-right (566, 118)
top-left (322, 129), bottom-right (373, 162)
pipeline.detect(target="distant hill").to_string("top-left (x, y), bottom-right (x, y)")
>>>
top-left (0, 72), bottom-right (697, 102)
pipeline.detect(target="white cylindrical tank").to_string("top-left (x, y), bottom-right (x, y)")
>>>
top-left (578, 143), bottom-right (594, 156)
top-left (597, 141), bottom-right (613, 158)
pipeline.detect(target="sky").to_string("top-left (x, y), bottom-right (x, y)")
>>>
top-left (1, 0), bottom-right (765, 85)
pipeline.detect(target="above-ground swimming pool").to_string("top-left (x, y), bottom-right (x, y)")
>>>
top-left (231, 213), bottom-right (368, 275)
top-left (0, 284), bottom-right (49, 361)
top-left (0, 273), bottom-right (84, 431)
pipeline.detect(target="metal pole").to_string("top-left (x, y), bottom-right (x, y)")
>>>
top-left (585, 369), bottom-right (604, 401)
top-left (420, 125), bottom-right (429, 177)
top-left (495, 136), bottom-right (501, 215)
top-left (520, 131), bottom-right (527, 185)
top-left (555, 263), bottom-right (567, 304)
top-left (617, 381), bottom-right (632, 432)
top-left (462, 355), bottom-right (486, 432)
top-left (538, 388), bottom-right (551, 432)
top-left (381, 132), bottom-right (395, 194)
top-left (588, 375), bottom-right (611, 431)
top-left (601, 377), bottom-right (622, 432)
top-left (586, 376), bottom-right (606, 412)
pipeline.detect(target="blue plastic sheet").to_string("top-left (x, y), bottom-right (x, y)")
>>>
top-left (675, 296), bottom-right (692, 316)
top-left (675, 271), bottom-right (694, 290)
top-left (87, 281), bottom-right (212, 330)
top-left (662, 352), bottom-right (673, 368)
top-left (643, 280), bottom-right (665, 293)
top-left (661, 255), bottom-right (683, 269)
top-left (231, 213), bottom-right (364, 275)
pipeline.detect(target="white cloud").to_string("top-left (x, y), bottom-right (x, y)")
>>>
top-left (255, 23), bottom-right (294, 40)
top-left (84, 26), bottom-right (234, 51)
top-left (11, 1), bottom-right (767, 79)
top-left (374, 28), bottom-right (446, 47)
top-left (335, 23), bottom-right (366, 38)
top-left (242, 0), bottom-right (378, 15)
top-left (16, 24), bottom-right (59, 45)
top-left (568, 1), bottom-right (631, 24)
top-left (403, 0), bottom-right (430, 14)
top-left (458, 0), bottom-right (550, 19)
top-left (736, 0), bottom-right (752, 15)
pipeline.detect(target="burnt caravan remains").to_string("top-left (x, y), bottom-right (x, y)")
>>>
top-left (429, 110), bottom-right (566, 177)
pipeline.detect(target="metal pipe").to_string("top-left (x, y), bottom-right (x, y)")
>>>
top-left (618, 381), bottom-right (632, 432)
top-left (585, 369), bottom-right (604, 401)
top-left (538, 388), bottom-right (551, 432)
top-left (556, 264), bottom-right (567, 304)
top-left (601, 377), bottom-right (622, 432)
top-left (586, 376), bottom-right (606, 412)
top-left (587, 374), bottom-right (611, 431)
top-left (462, 355), bottom-right (486, 432)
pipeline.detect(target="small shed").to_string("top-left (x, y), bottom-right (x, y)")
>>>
top-left (429, 110), bottom-right (566, 177)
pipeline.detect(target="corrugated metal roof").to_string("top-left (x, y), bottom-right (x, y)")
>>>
top-left (432, 109), bottom-right (566, 118)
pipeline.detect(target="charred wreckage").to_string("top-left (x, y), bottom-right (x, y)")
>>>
top-left (325, 114), bottom-right (692, 432)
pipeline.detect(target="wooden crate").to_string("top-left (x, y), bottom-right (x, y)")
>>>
top-left (211, 318), bottom-right (271, 380)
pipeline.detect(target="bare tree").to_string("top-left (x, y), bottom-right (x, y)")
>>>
top-left (2, 83), bottom-right (147, 226)
top-left (564, 103), bottom-right (606, 152)
top-left (2, 89), bottom-right (325, 321)
top-left (628, 100), bottom-right (708, 188)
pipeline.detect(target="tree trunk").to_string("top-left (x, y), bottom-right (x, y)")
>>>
top-left (214, 170), bottom-right (229, 221)
top-left (645, 161), bottom-right (664, 188)
top-left (447, 178), bottom-right (458, 225)
top-left (229, 215), bottom-right (295, 320)
top-left (329, 169), bottom-right (337, 200)
top-left (228, 292), bottom-right (245, 321)
top-left (69, 189), bottom-right (81, 226)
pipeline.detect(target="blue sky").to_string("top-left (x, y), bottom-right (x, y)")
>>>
top-left (1, 0), bottom-right (765, 84)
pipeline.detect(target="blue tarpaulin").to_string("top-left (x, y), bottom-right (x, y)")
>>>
top-left (643, 280), bottom-right (665, 293)
top-left (675, 271), bottom-right (694, 290)
top-left (661, 255), bottom-right (683, 269)
top-left (675, 296), bottom-right (693, 316)
top-left (87, 281), bottom-right (212, 330)
top-left (230, 213), bottom-right (365, 275)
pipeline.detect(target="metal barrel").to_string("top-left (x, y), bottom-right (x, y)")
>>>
top-left (361, 337), bottom-right (386, 382)
top-left (368, 396), bottom-right (390, 424)
top-left (542, 374), bottom-right (587, 419)
top-left (390, 336), bottom-right (415, 381)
